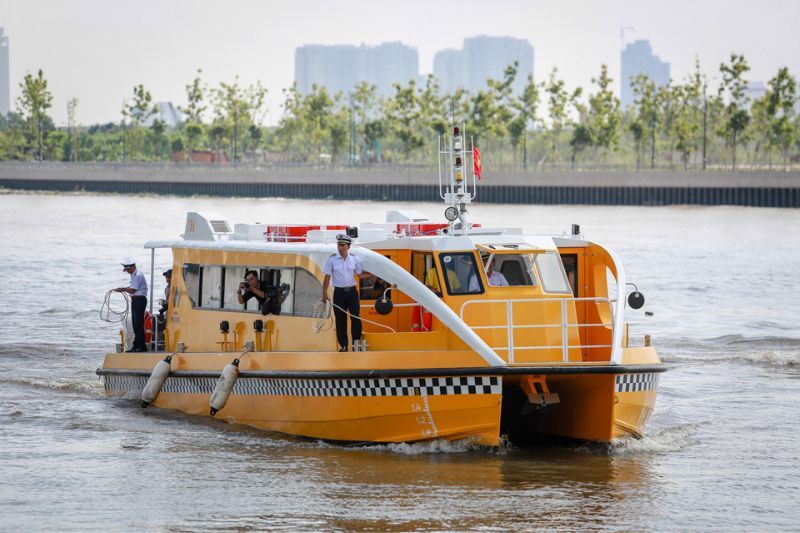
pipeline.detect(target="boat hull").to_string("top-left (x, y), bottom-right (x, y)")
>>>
top-left (100, 347), bottom-right (663, 446)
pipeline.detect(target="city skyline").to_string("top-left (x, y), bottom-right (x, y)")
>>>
top-left (3, 0), bottom-right (800, 126)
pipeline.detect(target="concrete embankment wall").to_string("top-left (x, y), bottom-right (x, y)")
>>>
top-left (1, 163), bottom-right (798, 207)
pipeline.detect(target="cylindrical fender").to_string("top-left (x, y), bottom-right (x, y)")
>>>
top-left (141, 355), bottom-right (172, 408)
top-left (209, 358), bottom-right (240, 416)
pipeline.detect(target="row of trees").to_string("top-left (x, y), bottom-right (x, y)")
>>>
top-left (1, 55), bottom-right (798, 171)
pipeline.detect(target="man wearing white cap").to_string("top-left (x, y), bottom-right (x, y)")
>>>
top-left (322, 234), bottom-right (364, 352)
top-left (114, 258), bottom-right (149, 352)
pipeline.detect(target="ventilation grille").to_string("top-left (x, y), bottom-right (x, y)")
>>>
top-left (210, 220), bottom-right (231, 233)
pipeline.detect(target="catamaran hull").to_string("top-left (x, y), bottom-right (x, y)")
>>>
top-left (100, 354), bottom-right (663, 446)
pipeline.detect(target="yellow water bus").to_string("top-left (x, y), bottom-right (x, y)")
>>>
top-left (98, 128), bottom-right (664, 446)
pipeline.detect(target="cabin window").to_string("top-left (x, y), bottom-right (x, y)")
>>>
top-left (293, 267), bottom-right (322, 318)
top-left (223, 266), bottom-right (246, 310)
top-left (269, 268), bottom-right (295, 315)
top-left (440, 253), bottom-right (484, 295)
top-left (535, 252), bottom-right (572, 294)
top-left (413, 252), bottom-right (441, 296)
top-left (183, 263), bottom-right (201, 307)
top-left (561, 254), bottom-right (579, 297)
top-left (359, 254), bottom-right (392, 301)
top-left (481, 253), bottom-right (538, 287)
top-left (201, 266), bottom-right (223, 308)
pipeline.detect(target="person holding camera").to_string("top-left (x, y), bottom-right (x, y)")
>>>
top-left (237, 270), bottom-right (268, 307)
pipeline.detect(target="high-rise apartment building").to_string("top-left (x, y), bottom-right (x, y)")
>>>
top-left (294, 42), bottom-right (418, 98)
top-left (620, 40), bottom-right (670, 108)
top-left (433, 36), bottom-right (534, 95)
top-left (0, 28), bottom-right (9, 116)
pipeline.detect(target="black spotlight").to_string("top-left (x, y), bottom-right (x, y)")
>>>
top-left (375, 297), bottom-right (393, 315)
top-left (253, 320), bottom-right (264, 332)
top-left (627, 291), bottom-right (645, 310)
top-left (219, 320), bottom-right (230, 333)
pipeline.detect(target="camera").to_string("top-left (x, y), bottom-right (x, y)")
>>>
top-left (239, 281), bottom-right (249, 291)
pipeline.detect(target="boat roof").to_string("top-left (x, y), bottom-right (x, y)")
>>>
top-left (144, 210), bottom-right (589, 252)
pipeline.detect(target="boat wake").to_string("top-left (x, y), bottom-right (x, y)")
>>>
top-left (659, 335), bottom-right (800, 368)
top-left (0, 376), bottom-right (103, 396)
top-left (572, 423), bottom-right (700, 456)
top-left (346, 437), bottom-right (506, 456)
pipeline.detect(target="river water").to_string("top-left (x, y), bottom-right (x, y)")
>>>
top-left (0, 191), bottom-right (798, 531)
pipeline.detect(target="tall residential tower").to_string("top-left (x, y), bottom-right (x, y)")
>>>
top-left (620, 40), bottom-right (670, 108)
top-left (434, 36), bottom-right (534, 95)
top-left (0, 28), bottom-right (9, 116)
top-left (294, 42), bottom-right (418, 98)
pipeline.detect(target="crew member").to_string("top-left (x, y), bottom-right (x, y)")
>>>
top-left (115, 258), bottom-right (149, 352)
top-left (322, 234), bottom-right (364, 352)
top-left (237, 269), bottom-right (268, 308)
top-left (157, 269), bottom-right (172, 326)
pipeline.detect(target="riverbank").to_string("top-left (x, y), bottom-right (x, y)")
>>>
top-left (1, 162), bottom-right (798, 206)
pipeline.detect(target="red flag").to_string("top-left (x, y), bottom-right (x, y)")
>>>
top-left (473, 146), bottom-right (482, 180)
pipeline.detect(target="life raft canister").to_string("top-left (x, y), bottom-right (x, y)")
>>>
top-left (411, 305), bottom-right (432, 332)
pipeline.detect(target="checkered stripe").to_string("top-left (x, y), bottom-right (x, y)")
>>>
top-left (103, 375), bottom-right (502, 397)
top-left (615, 373), bottom-right (659, 393)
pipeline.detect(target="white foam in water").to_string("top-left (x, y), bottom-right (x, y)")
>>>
top-left (570, 423), bottom-right (701, 456)
top-left (350, 437), bottom-right (506, 456)
top-left (735, 350), bottom-right (799, 367)
top-left (608, 423), bottom-right (700, 455)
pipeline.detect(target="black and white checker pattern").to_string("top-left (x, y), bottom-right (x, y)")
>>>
top-left (103, 375), bottom-right (501, 398)
top-left (614, 373), bottom-right (659, 393)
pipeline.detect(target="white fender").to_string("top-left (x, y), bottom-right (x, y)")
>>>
top-left (209, 359), bottom-right (240, 416)
top-left (141, 355), bottom-right (172, 407)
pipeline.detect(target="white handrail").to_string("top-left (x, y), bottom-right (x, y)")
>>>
top-left (459, 296), bottom-right (617, 363)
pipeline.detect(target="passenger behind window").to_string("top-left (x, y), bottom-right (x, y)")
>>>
top-left (237, 269), bottom-right (290, 315)
top-left (469, 258), bottom-right (508, 291)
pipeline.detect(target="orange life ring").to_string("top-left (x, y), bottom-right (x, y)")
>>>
top-left (144, 311), bottom-right (153, 344)
top-left (412, 306), bottom-right (433, 332)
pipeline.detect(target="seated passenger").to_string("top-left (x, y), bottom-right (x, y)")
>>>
top-left (468, 259), bottom-right (508, 291)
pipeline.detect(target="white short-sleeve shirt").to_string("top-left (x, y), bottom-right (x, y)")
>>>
top-left (323, 253), bottom-right (363, 288)
top-left (129, 268), bottom-right (149, 297)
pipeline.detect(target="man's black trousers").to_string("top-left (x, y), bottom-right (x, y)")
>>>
top-left (131, 296), bottom-right (148, 351)
top-left (333, 287), bottom-right (361, 350)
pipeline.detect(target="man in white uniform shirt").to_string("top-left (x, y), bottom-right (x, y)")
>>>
top-left (114, 258), bottom-right (149, 352)
top-left (322, 234), bottom-right (365, 352)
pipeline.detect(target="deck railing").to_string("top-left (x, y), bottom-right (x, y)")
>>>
top-left (459, 297), bottom-right (616, 363)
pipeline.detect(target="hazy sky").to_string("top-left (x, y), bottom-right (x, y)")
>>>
top-left (4, 0), bottom-right (799, 126)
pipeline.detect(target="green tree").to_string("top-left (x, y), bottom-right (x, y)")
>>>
top-left (544, 68), bottom-right (581, 166)
top-left (211, 77), bottom-right (267, 162)
top-left (16, 69), bottom-right (53, 160)
top-left (509, 74), bottom-right (539, 169)
top-left (569, 97), bottom-right (592, 168)
top-left (718, 53), bottom-right (751, 170)
top-left (180, 69), bottom-right (207, 157)
top-left (630, 74), bottom-right (658, 168)
top-left (765, 66), bottom-right (797, 170)
top-left (587, 64), bottom-right (621, 158)
top-left (122, 84), bottom-right (156, 159)
top-left (350, 81), bottom-right (380, 160)
top-left (672, 61), bottom-right (704, 170)
top-left (386, 80), bottom-right (424, 160)
top-left (150, 119), bottom-right (167, 160)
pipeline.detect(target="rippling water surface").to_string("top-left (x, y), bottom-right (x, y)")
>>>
top-left (1, 192), bottom-right (798, 531)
